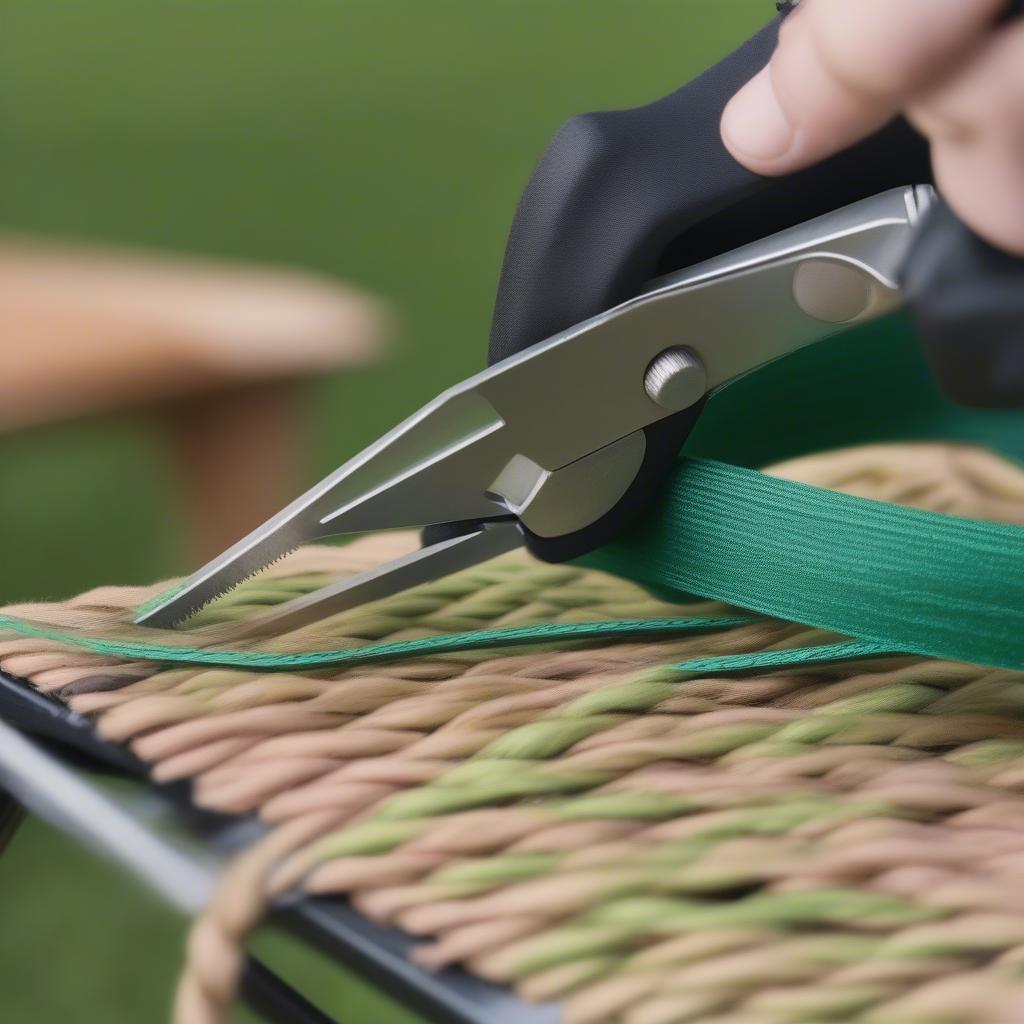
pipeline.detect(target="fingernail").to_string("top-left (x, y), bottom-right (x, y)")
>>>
top-left (721, 66), bottom-right (794, 163)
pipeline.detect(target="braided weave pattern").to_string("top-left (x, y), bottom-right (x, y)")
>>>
top-left (4, 442), bottom-right (1024, 1024)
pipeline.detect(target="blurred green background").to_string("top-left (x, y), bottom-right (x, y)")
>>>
top-left (0, 2), bottom-right (767, 1020)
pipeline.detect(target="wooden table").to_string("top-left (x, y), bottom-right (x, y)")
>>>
top-left (0, 236), bottom-right (390, 561)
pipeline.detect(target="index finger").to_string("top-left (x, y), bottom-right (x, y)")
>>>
top-left (721, 0), bottom-right (1007, 174)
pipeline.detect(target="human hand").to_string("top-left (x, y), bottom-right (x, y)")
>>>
top-left (721, 0), bottom-right (1024, 254)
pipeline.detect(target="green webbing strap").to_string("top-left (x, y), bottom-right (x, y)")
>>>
top-left (586, 457), bottom-right (1024, 671)
top-left (671, 639), bottom-right (899, 676)
top-left (0, 613), bottom-right (753, 672)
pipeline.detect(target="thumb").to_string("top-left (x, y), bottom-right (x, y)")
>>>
top-left (720, 0), bottom-right (1006, 175)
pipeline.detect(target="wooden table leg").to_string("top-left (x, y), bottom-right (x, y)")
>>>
top-left (165, 383), bottom-right (307, 564)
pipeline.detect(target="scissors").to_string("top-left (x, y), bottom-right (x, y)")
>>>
top-left (137, 8), bottom-right (1023, 633)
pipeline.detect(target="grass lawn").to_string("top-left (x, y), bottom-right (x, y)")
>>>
top-left (0, 3), bottom-right (766, 1020)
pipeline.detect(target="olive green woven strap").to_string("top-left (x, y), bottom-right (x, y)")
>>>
top-left (586, 457), bottom-right (1024, 671)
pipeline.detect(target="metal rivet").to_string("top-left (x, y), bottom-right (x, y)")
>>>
top-left (792, 258), bottom-right (875, 324)
top-left (644, 347), bottom-right (707, 411)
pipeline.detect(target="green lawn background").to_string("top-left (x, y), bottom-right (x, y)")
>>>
top-left (0, 3), bottom-right (765, 1020)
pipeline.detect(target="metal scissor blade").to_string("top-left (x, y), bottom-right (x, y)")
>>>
top-left (135, 387), bottom-right (516, 628)
top-left (231, 520), bottom-right (523, 638)
top-left (139, 187), bottom-right (926, 630)
top-left (134, 499), bottom-right (318, 629)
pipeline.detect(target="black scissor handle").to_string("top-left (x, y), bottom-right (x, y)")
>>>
top-left (901, 0), bottom-right (1023, 407)
top-left (490, 4), bottom-right (1023, 562)
top-left (488, 15), bottom-right (931, 367)
top-left (490, 12), bottom-right (930, 562)
top-left (903, 197), bottom-right (1024, 408)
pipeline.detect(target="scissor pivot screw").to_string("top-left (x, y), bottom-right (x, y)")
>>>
top-left (644, 346), bottom-right (707, 411)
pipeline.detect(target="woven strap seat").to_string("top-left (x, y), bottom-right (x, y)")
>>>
top-left (4, 442), bottom-right (1024, 1024)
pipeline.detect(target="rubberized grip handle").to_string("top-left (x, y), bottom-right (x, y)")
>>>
top-left (903, 0), bottom-right (1024, 408)
top-left (488, 17), bottom-right (929, 365)
top-left (903, 202), bottom-right (1024, 409)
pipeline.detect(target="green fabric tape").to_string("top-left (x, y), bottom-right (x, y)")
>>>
top-left (686, 320), bottom-right (1024, 469)
top-left (670, 639), bottom-right (900, 675)
top-left (585, 457), bottom-right (1024, 671)
top-left (0, 613), bottom-right (754, 671)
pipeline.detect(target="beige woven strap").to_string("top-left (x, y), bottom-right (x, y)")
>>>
top-left (4, 442), bottom-right (1024, 1024)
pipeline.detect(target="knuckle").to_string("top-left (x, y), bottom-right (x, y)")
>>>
top-left (804, 0), bottom-right (1006, 101)
top-left (913, 45), bottom-right (1024, 139)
